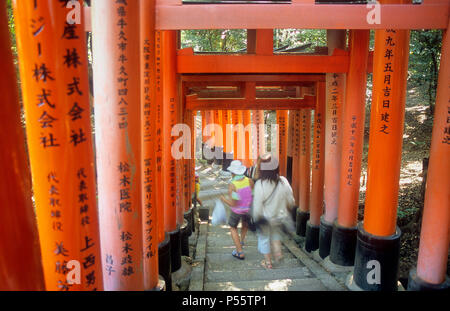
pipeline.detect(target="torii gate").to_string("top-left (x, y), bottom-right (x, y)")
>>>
top-left (0, 0), bottom-right (448, 292)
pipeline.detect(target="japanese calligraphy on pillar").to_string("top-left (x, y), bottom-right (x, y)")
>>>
top-left (346, 115), bottom-right (357, 186)
top-left (293, 111), bottom-right (301, 159)
top-left (329, 73), bottom-right (340, 145)
top-left (141, 35), bottom-right (157, 257)
top-left (13, 0), bottom-right (102, 290)
top-left (444, 106), bottom-right (450, 144)
top-left (92, 0), bottom-right (143, 290)
top-left (379, 30), bottom-right (397, 135)
top-left (314, 112), bottom-right (322, 170)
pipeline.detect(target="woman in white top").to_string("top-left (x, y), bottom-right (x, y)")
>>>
top-left (252, 154), bottom-right (295, 269)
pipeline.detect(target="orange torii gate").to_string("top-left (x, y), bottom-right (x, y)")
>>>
top-left (1, 0), bottom-right (449, 292)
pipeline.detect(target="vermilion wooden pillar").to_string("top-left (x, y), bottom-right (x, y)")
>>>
top-left (286, 110), bottom-right (295, 184)
top-left (237, 110), bottom-right (246, 163)
top-left (14, 0), bottom-right (103, 290)
top-left (243, 110), bottom-right (253, 167)
top-left (277, 110), bottom-right (288, 177)
top-left (252, 110), bottom-right (266, 158)
top-left (305, 82), bottom-right (326, 252)
top-left (329, 30), bottom-right (370, 267)
top-left (291, 110), bottom-right (301, 206)
top-left (320, 30), bottom-right (346, 259)
top-left (162, 31), bottom-right (178, 232)
top-left (0, 3), bottom-right (44, 290)
top-left (232, 110), bottom-right (239, 160)
top-left (410, 19), bottom-right (450, 291)
top-left (296, 108), bottom-right (311, 237)
top-left (214, 110), bottom-right (224, 164)
top-left (140, 0), bottom-right (160, 290)
top-left (354, 2), bottom-right (411, 291)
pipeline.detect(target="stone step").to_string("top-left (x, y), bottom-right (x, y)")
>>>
top-left (203, 278), bottom-right (328, 291)
top-left (206, 254), bottom-right (304, 271)
top-left (205, 266), bottom-right (313, 283)
top-left (206, 245), bottom-right (294, 258)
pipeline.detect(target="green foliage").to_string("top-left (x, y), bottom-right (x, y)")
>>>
top-left (180, 28), bottom-right (328, 53)
top-left (274, 29), bottom-right (327, 52)
top-left (6, 0), bottom-right (17, 58)
top-left (408, 30), bottom-right (442, 114)
top-left (181, 29), bottom-right (247, 52)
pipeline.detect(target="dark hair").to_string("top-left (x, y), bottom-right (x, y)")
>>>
top-left (258, 154), bottom-right (279, 183)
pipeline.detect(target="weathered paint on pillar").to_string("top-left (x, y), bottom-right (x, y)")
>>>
top-left (92, 0), bottom-right (142, 290)
top-left (336, 30), bottom-right (370, 228)
top-left (0, 3), bottom-right (44, 290)
top-left (14, 0), bottom-right (103, 290)
top-left (298, 109), bottom-right (311, 212)
top-left (416, 20), bottom-right (450, 285)
top-left (140, 0), bottom-right (159, 290)
top-left (364, 23), bottom-right (410, 237)
top-left (323, 30), bottom-right (346, 224)
top-left (310, 82), bottom-right (326, 226)
top-left (162, 30), bottom-right (177, 233)
top-left (277, 110), bottom-right (288, 176)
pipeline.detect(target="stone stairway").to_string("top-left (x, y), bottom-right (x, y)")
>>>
top-left (189, 162), bottom-right (347, 291)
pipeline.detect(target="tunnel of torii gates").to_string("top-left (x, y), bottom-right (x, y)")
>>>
top-left (0, 0), bottom-right (448, 292)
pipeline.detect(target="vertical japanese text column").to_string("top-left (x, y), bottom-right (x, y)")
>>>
top-left (320, 29), bottom-right (346, 259)
top-left (0, 2), bottom-right (44, 290)
top-left (329, 30), bottom-right (369, 267)
top-left (14, 0), bottom-right (103, 290)
top-left (305, 82), bottom-right (326, 252)
top-left (286, 110), bottom-right (295, 184)
top-left (277, 110), bottom-right (288, 177)
top-left (140, 0), bottom-right (159, 290)
top-left (92, 0), bottom-right (142, 290)
top-left (410, 19), bottom-right (450, 291)
top-left (291, 110), bottom-right (301, 208)
top-left (296, 108), bottom-right (311, 237)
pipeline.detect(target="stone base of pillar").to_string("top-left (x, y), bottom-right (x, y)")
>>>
top-left (180, 220), bottom-right (190, 257)
top-left (296, 210), bottom-right (309, 237)
top-left (158, 235), bottom-right (172, 291)
top-left (319, 216), bottom-right (333, 259)
top-left (353, 223), bottom-right (401, 291)
top-left (305, 221), bottom-right (320, 252)
top-left (169, 226), bottom-right (182, 273)
top-left (407, 268), bottom-right (450, 291)
top-left (330, 221), bottom-right (357, 266)
top-left (184, 208), bottom-right (193, 236)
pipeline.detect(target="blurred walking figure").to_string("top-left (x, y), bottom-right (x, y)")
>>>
top-left (220, 160), bottom-right (254, 260)
top-left (252, 154), bottom-right (295, 269)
